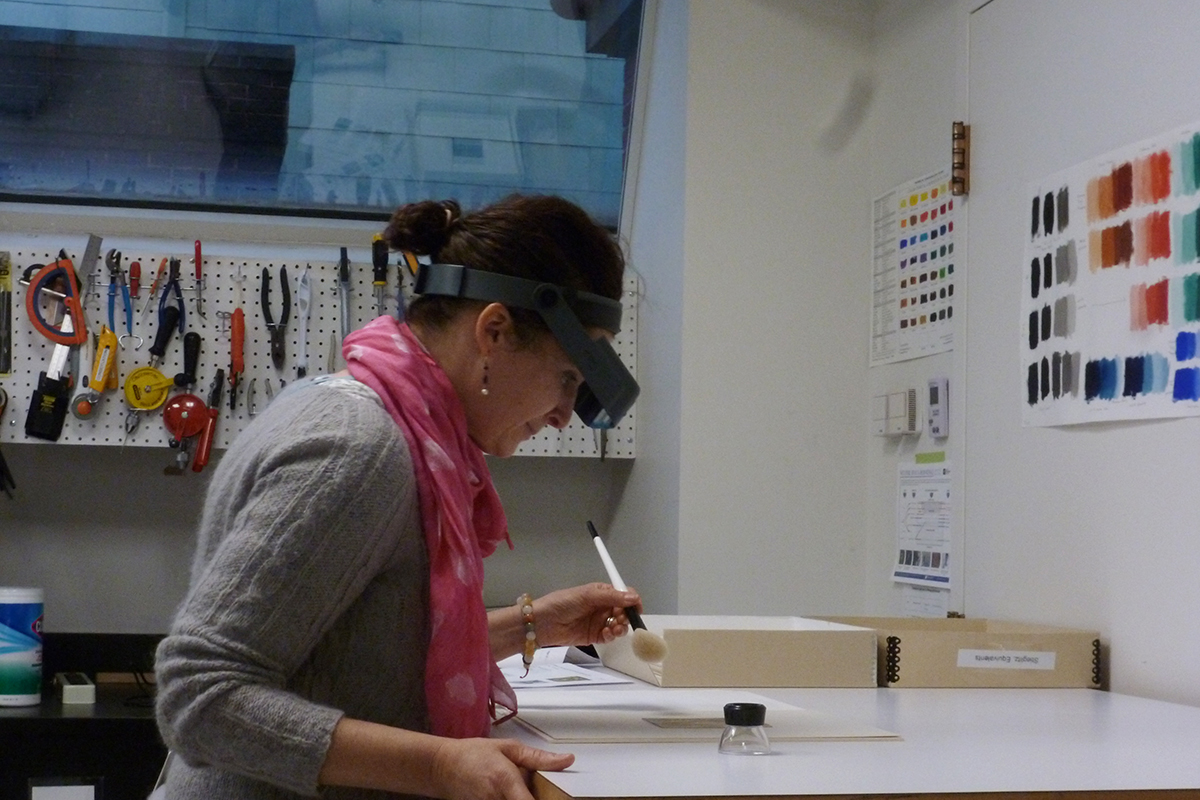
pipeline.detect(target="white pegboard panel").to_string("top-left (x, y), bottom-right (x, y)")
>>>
top-left (0, 234), bottom-right (638, 461)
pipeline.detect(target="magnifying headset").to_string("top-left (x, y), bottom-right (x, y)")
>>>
top-left (414, 262), bottom-right (639, 429)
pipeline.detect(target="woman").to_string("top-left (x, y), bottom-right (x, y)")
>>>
top-left (155, 195), bottom-right (641, 800)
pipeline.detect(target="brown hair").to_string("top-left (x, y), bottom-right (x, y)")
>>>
top-left (383, 195), bottom-right (625, 341)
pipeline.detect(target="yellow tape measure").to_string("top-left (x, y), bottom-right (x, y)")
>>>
top-left (124, 365), bottom-right (174, 411)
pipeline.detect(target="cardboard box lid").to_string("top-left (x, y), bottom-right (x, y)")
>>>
top-left (820, 616), bottom-right (1102, 688)
top-left (597, 614), bottom-right (878, 688)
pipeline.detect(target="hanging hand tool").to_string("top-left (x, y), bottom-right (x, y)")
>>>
top-left (70, 326), bottom-right (119, 420)
top-left (246, 377), bottom-right (259, 417)
top-left (338, 247), bottom-right (351, 341)
top-left (192, 368), bottom-right (225, 474)
top-left (174, 331), bottom-right (201, 388)
top-left (226, 266), bottom-right (246, 409)
top-left (261, 265), bottom-right (290, 371)
top-left (105, 249), bottom-right (140, 350)
top-left (24, 312), bottom-right (76, 441)
top-left (229, 266), bottom-right (245, 410)
top-left (140, 257), bottom-right (168, 321)
top-left (192, 240), bottom-right (206, 320)
top-left (295, 266), bottom-right (311, 379)
top-left (22, 254), bottom-right (87, 346)
top-left (1, 251), bottom-right (13, 375)
top-left (162, 391), bottom-right (208, 474)
top-left (129, 260), bottom-right (141, 301)
top-left (124, 304), bottom-right (181, 435)
top-left (0, 388), bottom-right (15, 498)
top-left (159, 257), bottom-right (186, 334)
top-left (371, 236), bottom-right (389, 318)
top-left (76, 234), bottom-right (103, 308)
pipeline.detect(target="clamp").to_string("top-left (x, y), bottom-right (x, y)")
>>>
top-left (22, 254), bottom-right (87, 346)
top-left (105, 249), bottom-right (141, 349)
top-left (261, 266), bottom-right (290, 371)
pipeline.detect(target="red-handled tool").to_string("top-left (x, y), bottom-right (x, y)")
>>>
top-left (193, 239), bottom-right (206, 319)
top-left (129, 260), bottom-right (141, 299)
top-left (229, 265), bottom-right (245, 410)
top-left (193, 368), bottom-right (225, 473)
top-left (23, 255), bottom-right (87, 346)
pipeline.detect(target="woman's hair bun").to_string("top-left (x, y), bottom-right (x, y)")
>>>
top-left (383, 199), bottom-right (463, 256)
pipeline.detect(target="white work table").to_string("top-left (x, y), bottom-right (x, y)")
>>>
top-left (505, 684), bottom-right (1200, 799)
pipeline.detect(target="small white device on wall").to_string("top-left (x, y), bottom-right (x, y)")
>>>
top-left (927, 377), bottom-right (948, 438)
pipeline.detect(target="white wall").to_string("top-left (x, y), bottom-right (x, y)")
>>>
top-left (862, 0), bottom-right (967, 615)
top-left (603, 0), bottom-right (687, 616)
top-left (964, 0), bottom-right (1200, 707)
top-left (673, 1), bottom-right (874, 615)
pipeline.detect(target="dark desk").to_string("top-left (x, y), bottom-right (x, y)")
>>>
top-left (0, 683), bottom-right (166, 799)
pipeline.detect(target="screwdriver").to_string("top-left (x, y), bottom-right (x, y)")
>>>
top-left (372, 235), bottom-right (389, 317)
top-left (229, 266), bottom-right (245, 410)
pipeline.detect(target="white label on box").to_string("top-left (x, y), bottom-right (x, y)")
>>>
top-left (956, 649), bottom-right (1056, 670)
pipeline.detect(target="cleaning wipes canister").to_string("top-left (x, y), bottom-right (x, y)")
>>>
top-left (0, 587), bottom-right (44, 706)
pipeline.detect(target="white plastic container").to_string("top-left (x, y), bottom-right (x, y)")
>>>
top-left (0, 587), bottom-right (44, 706)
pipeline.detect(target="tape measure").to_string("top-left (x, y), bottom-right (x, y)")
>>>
top-left (124, 365), bottom-right (174, 411)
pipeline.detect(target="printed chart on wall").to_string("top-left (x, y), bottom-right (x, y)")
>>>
top-left (871, 169), bottom-right (958, 366)
top-left (893, 462), bottom-right (952, 588)
top-left (1024, 117), bottom-right (1200, 425)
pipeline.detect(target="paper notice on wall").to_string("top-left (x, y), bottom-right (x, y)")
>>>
top-left (893, 462), bottom-right (952, 587)
top-left (871, 169), bottom-right (958, 366)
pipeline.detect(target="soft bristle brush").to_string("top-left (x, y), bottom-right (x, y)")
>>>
top-left (587, 520), bottom-right (668, 664)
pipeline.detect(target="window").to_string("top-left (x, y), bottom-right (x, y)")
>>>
top-left (0, 0), bottom-right (643, 226)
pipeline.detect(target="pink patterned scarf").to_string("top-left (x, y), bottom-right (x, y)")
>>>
top-left (344, 315), bottom-right (517, 738)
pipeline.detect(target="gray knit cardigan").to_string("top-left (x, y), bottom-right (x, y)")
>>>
top-left (155, 377), bottom-right (430, 799)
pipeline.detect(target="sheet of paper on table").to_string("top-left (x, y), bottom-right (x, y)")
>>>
top-left (511, 688), bottom-right (900, 743)
top-left (499, 646), bottom-right (636, 688)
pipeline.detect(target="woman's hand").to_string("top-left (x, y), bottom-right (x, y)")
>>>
top-left (534, 582), bottom-right (641, 648)
top-left (319, 718), bottom-right (572, 800)
top-left (431, 737), bottom-right (574, 800)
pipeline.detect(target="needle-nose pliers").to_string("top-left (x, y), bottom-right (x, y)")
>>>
top-left (261, 266), bottom-right (290, 371)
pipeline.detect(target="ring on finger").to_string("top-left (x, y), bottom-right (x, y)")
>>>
top-left (605, 616), bottom-right (616, 627)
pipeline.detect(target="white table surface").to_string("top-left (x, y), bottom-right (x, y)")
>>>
top-left (505, 683), bottom-right (1200, 798)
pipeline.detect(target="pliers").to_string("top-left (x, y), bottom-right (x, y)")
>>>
top-left (105, 249), bottom-right (140, 349)
top-left (159, 257), bottom-right (186, 334)
top-left (261, 266), bottom-right (290, 371)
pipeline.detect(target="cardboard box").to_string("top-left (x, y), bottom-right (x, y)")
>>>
top-left (596, 614), bottom-right (878, 688)
top-left (820, 617), bottom-right (1102, 688)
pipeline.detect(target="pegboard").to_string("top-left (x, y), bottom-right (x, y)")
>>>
top-left (0, 235), bottom-right (637, 462)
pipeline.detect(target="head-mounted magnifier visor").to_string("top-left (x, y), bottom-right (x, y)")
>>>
top-left (414, 262), bottom-right (639, 428)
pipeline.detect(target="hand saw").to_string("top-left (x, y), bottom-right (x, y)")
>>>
top-left (23, 254), bottom-right (87, 345)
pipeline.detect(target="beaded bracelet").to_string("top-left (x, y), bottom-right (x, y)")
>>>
top-left (519, 593), bottom-right (538, 677)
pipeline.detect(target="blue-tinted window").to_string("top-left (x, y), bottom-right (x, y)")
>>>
top-left (0, 0), bottom-right (641, 226)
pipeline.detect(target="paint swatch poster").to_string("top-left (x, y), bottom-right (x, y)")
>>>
top-left (893, 462), bottom-right (952, 588)
top-left (871, 169), bottom-right (958, 366)
top-left (1024, 117), bottom-right (1200, 425)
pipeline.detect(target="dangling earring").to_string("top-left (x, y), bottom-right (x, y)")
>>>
top-left (481, 359), bottom-right (490, 396)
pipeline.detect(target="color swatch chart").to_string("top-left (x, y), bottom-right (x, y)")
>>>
top-left (871, 169), bottom-right (957, 366)
top-left (1023, 117), bottom-right (1200, 425)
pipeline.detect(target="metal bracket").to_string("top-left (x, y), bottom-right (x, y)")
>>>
top-left (951, 121), bottom-right (970, 196)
